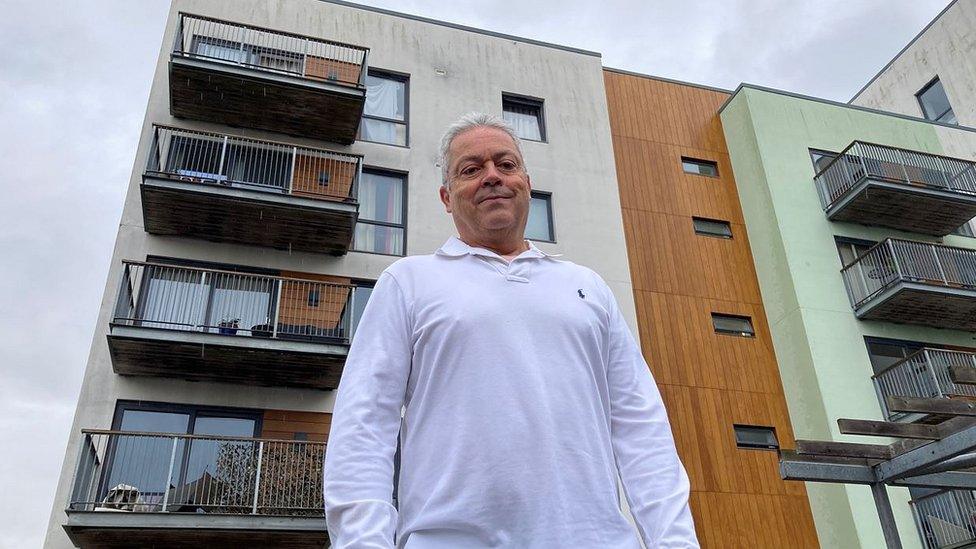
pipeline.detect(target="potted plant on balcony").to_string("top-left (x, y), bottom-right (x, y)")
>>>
top-left (218, 318), bottom-right (239, 335)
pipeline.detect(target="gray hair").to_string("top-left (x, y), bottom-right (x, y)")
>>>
top-left (438, 112), bottom-right (526, 187)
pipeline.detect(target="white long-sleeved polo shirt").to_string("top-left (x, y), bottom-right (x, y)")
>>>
top-left (323, 236), bottom-right (698, 548)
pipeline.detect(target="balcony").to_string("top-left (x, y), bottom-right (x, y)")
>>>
top-left (170, 13), bottom-right (368, 144)
top-left (64, 430), bottom-right (327, 548)
top-left (143, 125), bottom-right (361, 254)
top-left (911, 489), bottom-right (976, 549)
top-left (873, 349), bottom-right (976, 422)
top-left (107, 261), bottom-right (364, 390)
top-left (841, 239), bottom-right (976, 329)
top-left (815, 141), bottom-right (976, 236)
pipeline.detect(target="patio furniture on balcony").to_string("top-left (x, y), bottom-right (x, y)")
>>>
top-left (107, 261), bottom-right (365, 389)
top-left (815, 141), bottom-right (976, 236)
top-left (169, 13), bottom-right (368, 143)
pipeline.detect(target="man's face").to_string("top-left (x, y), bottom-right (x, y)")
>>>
top-left (439, 126), bottom-right (531, 242)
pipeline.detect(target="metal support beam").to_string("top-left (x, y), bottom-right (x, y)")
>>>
top-left (876, 422), bottom-right (976, 481)
top-left (871, 483), bottom-right (903, 549)
top-left (779, 453), bottom-right (876, 484)
top-left (892, 470), bottom-right (976, 489)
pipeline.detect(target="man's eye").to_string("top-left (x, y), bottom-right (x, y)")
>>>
top-left (460, 166), bottom-right (480, 177)
top-left (499, 161), bottom-right (517, 171)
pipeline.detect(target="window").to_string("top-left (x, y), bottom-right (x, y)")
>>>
top-left (354, 169), bottom-right (406, 255)
top-left (360, 70), bottom-right (408, 146)
top-left (693, 217), bottom-right (732, 239)
top-left (711, 313), bottom-right (755, 337)
top-left (681, 157), bottom-right (718, 177)
top-left (526, 191), bottom-right (554, 242)
top-left (864, 337), bottom-right (924, 375)
top-left (917, 77), bottom-right (957, 124)
top-left (834, 237), bottom-right (876, 267)
top-left (341, 283), bottom-right (374, 339)
top-left (809, 149), bottom-right (838, 175)
top-left (502, 94), bottom-right (545, 141)
top-left (954, 218), bottom-right (976, 238)
top-left (733, 425), bottom-right (779, 450)
top-left (101, 402), bottom-right (262, 511)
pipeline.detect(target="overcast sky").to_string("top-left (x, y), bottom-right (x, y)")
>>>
top-left (0, 0), bottom-right (951, 546)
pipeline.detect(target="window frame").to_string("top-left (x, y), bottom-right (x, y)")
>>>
top-left (693, 216), bottom-right (733, 239)
top-left (833, 236), bottom-right (878, 268)
top-left (711, 312), bottom-right (755, 338)
top-left (352, 166), bottom-right (408, 257)
top-left (526, 190), bottom-right (556, 243)
top-left (916, 76), bottom-right (956, 124)
top-left (502, 92), bottom-right (547, 143)
top-left (681, 157), bottom-right (719, 178)
top-left (808, 148), bottom-right (839, 176)
top-left (359, 68), bottom-right (410, 148)
top-left (733, 424), bottom-right (779, 451)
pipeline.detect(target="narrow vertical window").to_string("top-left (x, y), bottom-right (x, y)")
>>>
top-left (360, 70), bottom-right (408, 146)
top-left (354, 169), bottom-right (406, 255)
top-left (525, 191), bottom-right (555, 242)
top-left (502, 94), bottom-right (545, 141)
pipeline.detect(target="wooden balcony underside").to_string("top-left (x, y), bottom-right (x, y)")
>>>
top-left (65, 512), bottom-right (328, 549)
top-left (857, 283), bottom-right (976, 330)
top-left (826, 179), bottom-right (976, 236)
top-left (169, 57), bottom-right (365, 144)
top-left (107, 326), bottom-right (346, 390)
top-left (141, 178), bottom-right (357, 255)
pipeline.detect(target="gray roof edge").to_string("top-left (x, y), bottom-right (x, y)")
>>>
top-left (602, 67), bottom-right (733, 94)
top-left (718, 82), bottom-right (976, 135)
top-left (849, 0), bottom-right (959, 103)
top-left (316, 0), bottom-right (602, 57)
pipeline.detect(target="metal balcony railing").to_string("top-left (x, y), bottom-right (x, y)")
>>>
top-left (113, 261), bottom-right (362, 343)
top-left (173, 13), bottom-right (368, 88)
top-left (814, 141), bottom-right (976, 211)
top-left (145, 125), bottom-right (362, 202)
top-left (69, 430), bottom-right (324, 517)
top-left (873, 349), bottom-right (976, 420)
top-left (841, 239), bottom-right (976, 309)
top-left (911, 489), bottom-right (976, 549)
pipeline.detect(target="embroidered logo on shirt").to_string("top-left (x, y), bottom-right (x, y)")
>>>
top-left (578, 289), bottom-right (586, 299)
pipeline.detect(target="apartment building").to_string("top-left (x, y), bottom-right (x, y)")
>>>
top-left (721, 83), bottom-right (976, 548)
top-left (44, 1), bottom-right (632, 547)
top-left (603, 69), bottom-right (819, 547)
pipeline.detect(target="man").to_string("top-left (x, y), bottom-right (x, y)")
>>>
top-left (324, 113), bottom-right (698, 548)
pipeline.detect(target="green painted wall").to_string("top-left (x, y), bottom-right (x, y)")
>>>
top-left (720, 87), bottom-right (976, 549)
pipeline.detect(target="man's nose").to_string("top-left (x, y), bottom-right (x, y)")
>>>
top-left (481, 162), bottom-right (502, 186)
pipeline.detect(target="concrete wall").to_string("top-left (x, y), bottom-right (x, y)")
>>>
top-left (721, 86), bottom-right (976, 549)
top-left (852, 0), bottom-right (976, 127)
top-left (44, 1), bottom-right (631, 546)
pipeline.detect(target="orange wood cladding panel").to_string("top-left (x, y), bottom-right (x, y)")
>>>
top-left (262, 408), bottom-right (333, 442)
top-left (292, 154), bottom-right (357, 201)
top-left (277, 271), bottom-right (351, 331)
top-left (604, 69), bottom-right (819, 547)
top-left (305, 56), bottom-right (362, 85)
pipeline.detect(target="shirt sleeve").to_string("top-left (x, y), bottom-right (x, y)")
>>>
top-left (605, 290), bottom-right (699, 548)
top-left (324, 271), bottom-right (412, 549)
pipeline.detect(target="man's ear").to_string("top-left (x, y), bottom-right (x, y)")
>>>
top-left (526, 173), bottom-right (531, 192)
top-left (439, 184), bottom-right (453, 213)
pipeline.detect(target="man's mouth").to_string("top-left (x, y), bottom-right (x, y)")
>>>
top-left (480, 195), bottom-right (511, 203)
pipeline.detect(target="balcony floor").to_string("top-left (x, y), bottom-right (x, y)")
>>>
top-left (64, 511), bottom-right (328, 549)
top-left (107, 325), bottom-right (347, 390)
top-left (169, 55), bottom-right (365, 144)
top-left (826, 179), bottom-right (976, 236)
top-left (856, 282), bottom-right (976, 330)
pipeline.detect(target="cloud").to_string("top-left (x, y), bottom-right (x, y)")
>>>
top-left (0, 0), bottom-right (949, 546)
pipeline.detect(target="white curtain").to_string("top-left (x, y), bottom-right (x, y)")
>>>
top-left (504, 106), bottom-right (542, 141)
top-left (362, 77), bottom-right (403, 143)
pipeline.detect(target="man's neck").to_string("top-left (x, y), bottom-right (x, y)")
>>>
top-left (458, 235), bottom-right (529, 260)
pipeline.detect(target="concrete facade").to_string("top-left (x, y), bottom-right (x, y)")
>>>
top-left (44, 1), bottom-right (633, 546)
top-left (721, 85), bottom-right (976, 549)
top-left (852, 0), bottom-right (976, 128)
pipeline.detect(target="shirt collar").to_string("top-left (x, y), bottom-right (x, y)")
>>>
top-left (435, 235), bottom-right (562, 260)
